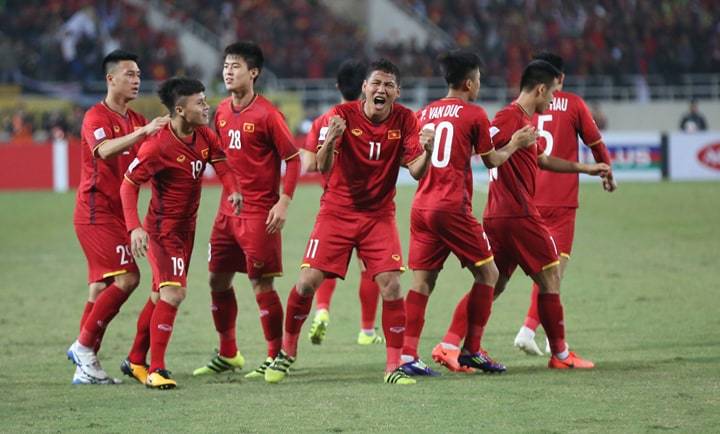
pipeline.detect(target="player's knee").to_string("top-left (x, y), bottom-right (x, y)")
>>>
top-left (251, 277), bottom-right (275, 294)
top-left (88, 282), bottom-right (107, 301)
top-left (297, 270), bottom-right (322, 296)
top-left (208, 273), bottom-right (233, 292)
top-left (160, 286), bottom-right (186, 306)
top-left (115, 272), bottom-right (140, 293)
top-left (377, 275), bottom-right (402, 300)
top-left (474, 262), bottom-right (499, 286)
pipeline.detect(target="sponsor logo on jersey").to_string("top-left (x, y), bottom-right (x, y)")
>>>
top-left (392, 254), bottom-right (401, 261)
top-left (177, 155), bottom-right (186, 162)
top-left (697, 142), bottom-right (720, 171)
top-left (113, 125), bottom-right (121, 133)
top-left (93, 128), bottom-right (106, 140)
top-left (201, 148), bottom-right (209, 159)
top-left (218, 119), bottom-right (227, 128)
top-left (243, 122), bottom-right (255, 132)
top-left (388, 129), bottom-right (401, 140)
top-left (351, 128), bottom-right (363, 136)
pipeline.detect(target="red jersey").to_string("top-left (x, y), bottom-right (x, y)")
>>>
top-left (214, 95), bottom-right (299, 216)
top-left (413, 98), bottom-right (494, 214)
top-left (484, 103), bottom-right (545, 219)
top-left (320, 101), bottom-right (424, 214)
top-left (74, 102), bottom-right (147, 225)
top-left (124, 125), bottom-right (226, 233)
top-left (532, 91), bottom-right (603, 208)
top-left (304, 112), bottom-right (329, 152)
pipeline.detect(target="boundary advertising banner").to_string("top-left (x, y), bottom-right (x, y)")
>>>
top-left (669, 132), bottom-right (720, 180)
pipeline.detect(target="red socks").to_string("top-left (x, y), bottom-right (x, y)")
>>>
top-left (537, 293), bottom-right (566, 354)
top-left (128, 297), bottom-right (155, 365)
top-left (523, 283), bottom-right (541, 330)
top-left (465, 283), bottom-right (494, 353)
top-left (282, 286), bottom-right (313, 357)
top-left (442, 292), bottom-right (469, 347)
top-left (211, 288), bottom-right (238, 358)
top-left (149, 299), bottom-right (178, 372)
top-left (359, 271), bottom-right (380, 330)
top-left (314, 278), bottom-right (337, 311)
top-left (382, 298), bottom-right (406, 372)
top-left (78, 284), bottom-right (129, 348)
top-left (79, 301), bottom-right (94, 332)
top-left (256, 289), bottom-right (283, 358)
top-left (402, 290), bottom-right (428, 360)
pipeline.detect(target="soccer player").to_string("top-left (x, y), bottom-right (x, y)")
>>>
top-left (120, 77), bottom-right (242, 389)
top-left (401, 50), bottom-right (536, 376)
top-left (67, 49), bottom-right (169, 385)
top-left (192, 41), bottom-right (301, 379)
top-left (513, 52), bottom-right (616, 356)
top-left (303, 59), bottom-right (384, 347)
top-left (264, 59), bottom-right (435, 385)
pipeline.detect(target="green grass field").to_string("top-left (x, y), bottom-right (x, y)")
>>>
top-left (1, 182), bottom-right (719, 433)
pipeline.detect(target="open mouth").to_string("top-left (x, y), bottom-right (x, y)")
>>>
top-left (373, 95), bottom-right (386, 109)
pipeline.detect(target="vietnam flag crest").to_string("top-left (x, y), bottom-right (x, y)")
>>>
top-left (243, 123), bottom-right (255, 133)
top-left (388, 130), bottom-right (401, 140)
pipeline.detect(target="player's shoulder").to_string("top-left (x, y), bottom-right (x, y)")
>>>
top-left (82, 102), bottom-right (110, 124)
top-left (493, 103), bottom-right (522, 123)
top-left (196, 125), bottom-right (219, 142)
top-left (215, 97), bottom-right (233, 115)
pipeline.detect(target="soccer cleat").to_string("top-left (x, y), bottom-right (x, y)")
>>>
top-left (192, 351), bottom-right (245, 376)
top-left (399, 358), bottom-right (441, 377)
top-left (548, 351), bottom-right (595, 369)
top-left (120, 358), bottom-right (149, 384)
top-left (431, 343), bottom-right (475, 373)
top-left (513, 326), bottom-right (544, 356)
top-left (357, 330), bottom-right (385, 345)
top-left (71, 366), bottom-right (119, 385)
top-left (384, 368), bottom-right (417, 385)
top-left (458, 350), bottom-right (507, 373)
top-left (308, 310), bottom-right (330, 345)
top-left (545, 338), bottom-right (551, 354)
top-left (244, 357), bottom-right (273, 379)
top-left (264, 350), bottom-right (295, 384)
top-left (145, 369), bottom-right (177, 389)
top-left (67, 340), bottom-right (111, 383)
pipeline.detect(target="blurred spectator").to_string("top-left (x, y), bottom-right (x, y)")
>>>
top-left (590, 102), bottom-right (608, 131)
top-left (679, 99), bottom-right (708, 132)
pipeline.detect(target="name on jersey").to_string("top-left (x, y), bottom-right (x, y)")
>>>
top-left (422, 104), bottom-right (464, 121)
top-left (548, 97), bottom-right (568, 112)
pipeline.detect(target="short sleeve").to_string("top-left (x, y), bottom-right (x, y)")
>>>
top-left (401, 111), bottom-right (424, 166)
top-left (473, 108), bottom-right (494, 156)
top-left (303, 115), bottom-right (325, 153)
top-left (268, 110), bottom-right (300, 160)
top-left (81, 110), bottom-right (111, 156)
top-left (124, 141), bottom-right (162, 186)
top-left (576, 98), bottom-right (603, 146)
top-left (489, 110), bottom-right (515, 149)
top-left (208, 129), bottom-right (227, 163)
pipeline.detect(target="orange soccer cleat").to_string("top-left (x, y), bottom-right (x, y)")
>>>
top-left (431, 344), bottom-right (475, 373)
top-left (548, 351), bottom-right (595, 369)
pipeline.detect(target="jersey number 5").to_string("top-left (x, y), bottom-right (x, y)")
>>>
top-left (537, 114), bottom-right (554, 155)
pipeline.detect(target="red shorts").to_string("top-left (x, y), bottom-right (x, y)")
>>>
top-left (75, 222), bottom-right (138, 284)
top-left (208, 213), bottom-right (282, 279)
top-left (147, 231), bottom-right (195, 291)
top-left (484, 215), bottom-right (559, 277)
top-left (409, 208), bottom-right (494, 270)
top-left (301, 209), bottom-right (404, 280)
top-left (538, 206), bottom-right (576, 258)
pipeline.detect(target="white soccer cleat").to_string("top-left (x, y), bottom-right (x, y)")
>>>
top-left (67, 340), bottom-right (113, 384)
top-left (545, 337), bottom-right (551, 354)
top-left (513, 326), bottom-right (544, 356)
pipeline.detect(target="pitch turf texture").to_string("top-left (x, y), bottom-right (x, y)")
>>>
top-left (1, 182), bottom-right (719, 433)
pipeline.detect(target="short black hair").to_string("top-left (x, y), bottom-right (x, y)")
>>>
top-left (224, 41), bottom-right (264, 80)
top-left (438, 49), bottom-right (484, 89)
top-left (336, 59), bottom-right (367, 101)
top-left (532, 52), bottom-right (564, 73)
top-left (102, 49), bottom-right (139, 74)
top-left (520, 60), bottom-right (562, 92)
top-left (158, 77), bottom-right (205, 114)
top-left (367, 58), bottom-right (400, 82)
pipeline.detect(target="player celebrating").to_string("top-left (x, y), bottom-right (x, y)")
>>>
top-left (120, 77), bottom-right (242, 389)
top-left (67, 49), bottom-right (168, 385)
top-left (264, 59), bottom-right (435, 385)
top-left (191, 42), bottom-right (301, 379)
top-left (513, 52), bottom-right (616, 356)
top-left (303, 59), bottom-right (384, 347)
top-left (401, 50), bottom-right (536, 376)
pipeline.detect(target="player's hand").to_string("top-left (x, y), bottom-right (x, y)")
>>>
top-left (266, 196), bottom-right (290, 234)
top-left (420, 125), bottom-right (436, 153)
top-left (511, 125), bottom-right (537, 148)
top-left (585, 162), bottom-right (611, 176)
top-left (143, 115), bottom-right (170, 136)
top-left (602, 171), bottom-right (618, 192)
top-left (227, 192), bottom-right (243, 215)
top-left (130, 227), bottom-right (149, 258)
top-left (324, 116), bottom-right (346, 143)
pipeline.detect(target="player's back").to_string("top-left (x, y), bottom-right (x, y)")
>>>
top-left (533, 90), bottom-right (602, 208)
top-left (214, 95), bottom-right (298, 215)
top-left (75, 102), bottom-right (147, 225)
top-left (413, 98), bottom-right (492, 214)
top-left (484, 103), bottom-right (542, 219)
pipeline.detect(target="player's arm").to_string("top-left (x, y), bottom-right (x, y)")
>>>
top-left (316, 115), bottom-right (346, 174)
top-left (120, 145), bottom-right (160, 258)
top-left (538, 153), bottom-right (610, 176)
top-left (578, 98), bottom-right (617, 192)
top-left (95, 115), bottom-right (169, 159)
top-left (302, 119), bottom-right (321, 173)
top-left (481, 125), bottom-right (536, 168)
top-left (406, 126), bottom-right (436, 179)
top-left (212, 160), bottom-right (244, 216)
top-left (266, 111), bottom-right (301, 233)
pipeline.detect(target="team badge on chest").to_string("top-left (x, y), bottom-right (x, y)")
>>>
top-left (201, 148), bottom-right (209, 159)
top-left (388, 130), bottom-right (401, 140)
top-left (219, 120), bottom-right (227, 128)
top-left (176, 155), bottom-right (186, 163)
top-left (243, 123), bottom-right (255, 133)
